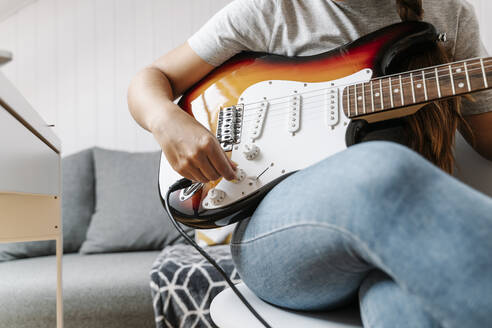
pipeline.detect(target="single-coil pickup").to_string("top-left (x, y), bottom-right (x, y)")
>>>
top-left (288, 95), bottom-right (301, 135)
top-left (250, 101), bottom-right (268, 141)
top-left (325, 88), bottom-right (339, 128)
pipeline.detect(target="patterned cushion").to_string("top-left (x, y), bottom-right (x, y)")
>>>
top-left (150, 244), bottom-right (240, 328)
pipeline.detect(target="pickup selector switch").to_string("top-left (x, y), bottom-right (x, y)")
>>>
top-left (207, 188), bottom-right (226, 205)
top-left (243, 143), bottom-right (260, 160)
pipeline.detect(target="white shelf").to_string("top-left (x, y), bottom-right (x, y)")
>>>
top-left (0, 70), bottom-right (61, 152)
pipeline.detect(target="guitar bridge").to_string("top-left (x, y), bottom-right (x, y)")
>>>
top-left (216, 104), bottom-right (243, 151)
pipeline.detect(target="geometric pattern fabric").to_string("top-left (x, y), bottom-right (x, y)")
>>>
top-left (150, 244), bottom-right (241, 328)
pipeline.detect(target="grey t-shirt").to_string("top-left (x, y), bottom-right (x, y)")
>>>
top-left (188, 0), bottom-right (492, 115)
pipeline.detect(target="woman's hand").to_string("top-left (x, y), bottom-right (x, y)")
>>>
top-left (150, 104), bottom-right (237, 183)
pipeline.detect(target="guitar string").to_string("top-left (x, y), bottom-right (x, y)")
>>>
top-left (236, 57), bottom-right (492, 112)
top-left (241, 82), bottom-right (483, 129)
top-left (241, 88), bottom-right (487, 126)
top-left (237, 59), bottom-right (492, 115)
top-left (240, 74), bottom-right (491, 125)
top-left (238, 71), bottom-right (491, 128)
top-left (241, 83), bottom-right (470, 131)
top-left (237, 61), bottom-right (492, 123)
top-left (240, 60), bottom-right (492, 116)
top-left (241, 71), bottom-right (487, 125)
top-left (236, 74), bottom-right (489, 134)
top-left (241, 97), bottom-right (349, 126)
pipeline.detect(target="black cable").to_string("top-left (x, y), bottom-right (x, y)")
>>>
top-left (167, 227), bottom-right (194, 246)
top-left (165, 178), bottom-right (272, 328)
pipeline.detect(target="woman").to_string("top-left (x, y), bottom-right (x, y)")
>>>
top-left (128, 0), bottom-right (492, 326)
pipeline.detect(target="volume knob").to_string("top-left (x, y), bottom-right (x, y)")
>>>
top-left (243, 143), bottom-right (260, 160)
top-left (207, 188), bottom-right (226, 205)
top-left (232, 168), bottom-right (246, 183)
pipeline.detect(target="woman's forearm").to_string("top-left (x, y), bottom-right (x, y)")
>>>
top-left (128, 66), bottom-right (180, 133)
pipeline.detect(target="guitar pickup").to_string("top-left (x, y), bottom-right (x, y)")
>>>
top-left (288, 95), bottom-right (301, 135)
top-left (250, 101), bottom-right (268, 141)
top-left (325, 88), bottom-right (339, 128)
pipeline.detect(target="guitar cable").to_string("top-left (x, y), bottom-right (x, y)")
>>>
top-left (164, 178), bottom-right (272, 328)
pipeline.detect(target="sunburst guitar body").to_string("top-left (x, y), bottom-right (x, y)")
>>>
top-left (158, 21), bottom-right (492, 228)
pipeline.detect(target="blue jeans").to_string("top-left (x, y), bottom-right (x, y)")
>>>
top-left (231, 141), bottom-right (492, 328)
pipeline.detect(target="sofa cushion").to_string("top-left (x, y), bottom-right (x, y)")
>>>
top-left (150, 244), bottom-right (240, 328)
top-left (0, 251), bottom-right (158, 328)
top-left (80, 148), bottom-right (180, 254)
top-left (0, 148), bottom-right (95, 262)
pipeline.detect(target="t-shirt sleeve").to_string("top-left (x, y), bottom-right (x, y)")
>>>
top-left (187, 0), bottom-right (277, 67)
top-left (453, 2), bottom-right (492, 116)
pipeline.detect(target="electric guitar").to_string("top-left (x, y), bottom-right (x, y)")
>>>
top-left (158, 21), bottom-right (492, 229)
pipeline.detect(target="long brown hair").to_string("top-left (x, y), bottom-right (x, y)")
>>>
top-left (395, 0), bottom-right (470, 173)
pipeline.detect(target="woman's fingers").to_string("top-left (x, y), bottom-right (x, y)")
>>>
top-left (163, 131), bottom-right (236, 182)
top-left (208, 143), bottom-right (236, 181)
top-left (189, 168), bottom-right (209, 183)
top-left (193, 153), bottom-right (221, 181)
top-left (227, 157), bottom-right (238, 170)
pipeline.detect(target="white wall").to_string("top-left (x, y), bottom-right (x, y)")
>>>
top-left (0, 0), bottom-right (231, 155)
top-left (0, 0), bottom-right (490, 156)
top-left (468, 0), bottom-right (492, 51)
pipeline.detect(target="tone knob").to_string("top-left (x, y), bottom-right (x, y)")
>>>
top-left (243, 143), bottom-right (260, 160)
top-left (207, 188), bottom-right (226, 205)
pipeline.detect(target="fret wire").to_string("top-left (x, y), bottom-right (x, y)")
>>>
top-left (449, 65), bottom-right (456, 95)
top-left (362, 82), bottom-right (366, 114)
top-left (399, 75), bottom-right (404, 105)
top-left (422, 70), bottom-right (428, 101)
top-left (464, 61), bottom-right (472, 91)
top-left (389, 77), bottom-right (394, 108)
top-left (435, 67), bottom-right (441, 98)
top-left (354, 84), bottom-right (358, 116)
top-left (370, 80), bottom-right (375, 112)
top-left (379, 79), bottom-right (384, 110)
top-left (481, 58), bottom-right (488, 88)
top-left (410, 72), bottom-right (416, 103)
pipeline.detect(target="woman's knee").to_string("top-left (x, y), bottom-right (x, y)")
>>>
top-left (339, 141), bottom-right (436, 190)
top-left (322, 141), bottom-right (443, 212)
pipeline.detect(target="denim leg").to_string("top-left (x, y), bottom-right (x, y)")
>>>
top-left (231, 141), bottom-right (492, 327)
top-left (359, 270), bottom-right (441, 328)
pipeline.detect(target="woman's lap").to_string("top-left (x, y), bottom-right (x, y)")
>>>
top-left (231, 141), bottom-right (492, 327)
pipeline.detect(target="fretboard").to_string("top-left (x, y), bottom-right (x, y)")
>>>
top-left (343, 57), bottom-right (492, 118)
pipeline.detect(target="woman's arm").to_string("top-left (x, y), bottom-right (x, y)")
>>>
top-left (128, 43), bottom-right (236, 182)
top-left (462, 111), bottom-right (492, 161)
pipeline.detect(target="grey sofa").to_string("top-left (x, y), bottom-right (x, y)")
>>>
top-left (0, 251), bottom-right (158, 328)
top-left (0, 148), bottom-right (182, 328)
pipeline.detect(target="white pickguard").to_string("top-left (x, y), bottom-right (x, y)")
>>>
top-left (201, 69), bottom-right (373, 209)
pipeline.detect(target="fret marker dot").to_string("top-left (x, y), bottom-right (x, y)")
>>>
top-left (417, 83), bottom-right (422, 88)
top-left (394, 88), bottom-right (399, 93)
top-left (375, 92), bottom-right (380, 97)
top-left (456, 68), bottom-right (462, 73)
top-left (458, 82), bottom-right (465, 88)
top-left (358, 96), bottom-right (362, 100)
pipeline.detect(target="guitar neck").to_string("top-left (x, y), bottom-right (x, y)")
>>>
top-left (343, 57), bottom-right (492, 118)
